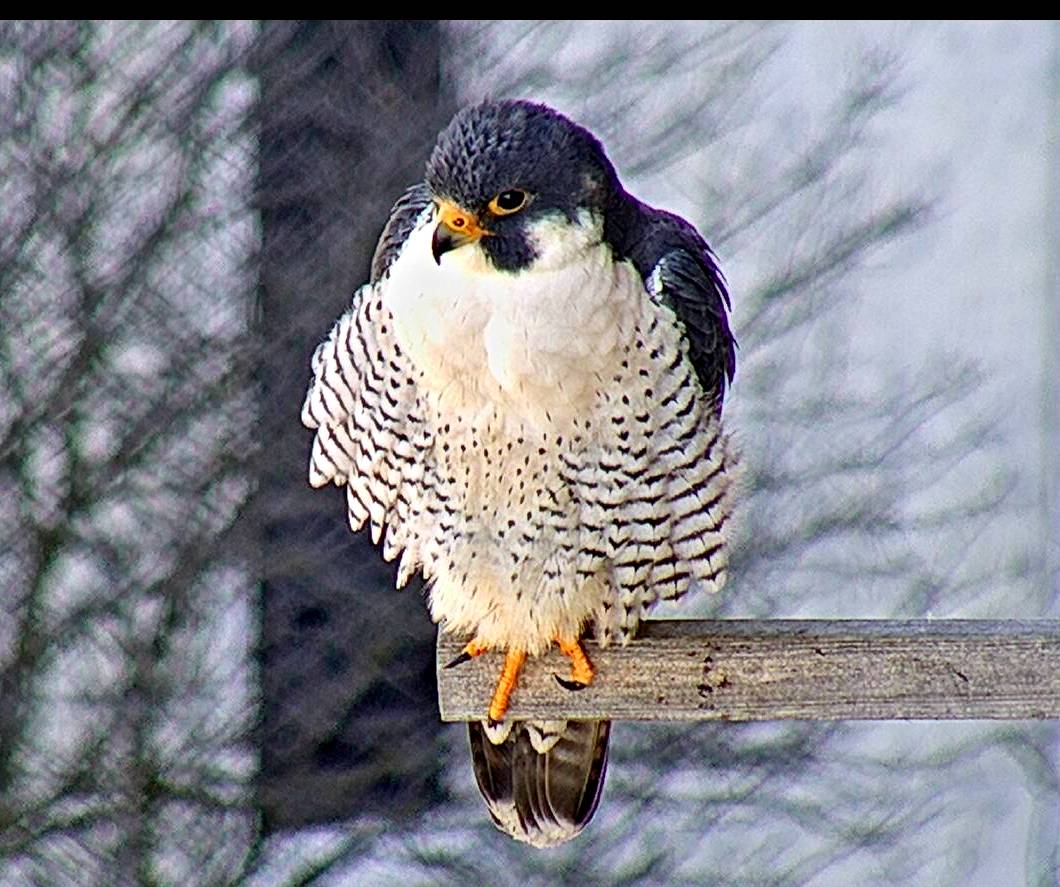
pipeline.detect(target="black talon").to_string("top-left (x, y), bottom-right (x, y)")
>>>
top-left (554, 674), bottom-right (588, 692)
top-left (486, 716), bottom-right (501, 729)
top-left (445, 650), bottom-right (472, 669)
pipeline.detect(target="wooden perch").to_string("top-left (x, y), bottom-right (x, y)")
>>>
top-left (436, 619), bottom-right (1060, 721)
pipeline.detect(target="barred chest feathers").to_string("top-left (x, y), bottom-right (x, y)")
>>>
top-left (362, 210), bottom-right (734, 656)
top-left (302, 98), bottom-right (737, 848)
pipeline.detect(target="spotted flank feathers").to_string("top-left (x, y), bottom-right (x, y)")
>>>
top-left (302, 274), bottom-right (736, 652)
top-left (303, 98), bottom-right (737, 849)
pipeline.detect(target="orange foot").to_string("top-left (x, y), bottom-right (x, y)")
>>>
top-left (554, 635), bottom-right (595, 691)
top-left (487, 649), bottom-right (527, 726)
top-left (445, 638), bottom-right (528, 726)
top-left (445, 635), bottom-right (595, 725)
top-left (444, 637), bottom-right (491, 669)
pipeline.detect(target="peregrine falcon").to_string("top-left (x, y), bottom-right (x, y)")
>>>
top-left (302, 99), bottom-right (737, 847)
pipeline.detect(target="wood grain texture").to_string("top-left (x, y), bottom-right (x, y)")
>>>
top-left (436, 620), bottom-right (1060, 721)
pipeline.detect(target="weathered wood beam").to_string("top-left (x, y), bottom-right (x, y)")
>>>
top-left (436, 620), bottom-right (1060, 721)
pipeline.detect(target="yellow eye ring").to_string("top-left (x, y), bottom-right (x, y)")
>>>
top-left (488, 189), bottom-right (529, 216)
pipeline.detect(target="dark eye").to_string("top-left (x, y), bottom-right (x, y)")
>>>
top-left (489, 189), bottom-right (529, 216)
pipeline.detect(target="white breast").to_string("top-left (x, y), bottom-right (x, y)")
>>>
top-left (381, 209), bottom-right (643, 425)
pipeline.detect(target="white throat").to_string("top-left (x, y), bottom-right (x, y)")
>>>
top-left (381, 209), bottom-right (641, 426)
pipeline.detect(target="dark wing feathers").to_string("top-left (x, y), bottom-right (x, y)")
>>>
top-left (653, 246), bottom-right (735, 407)
top-left (370, 183), bottom-right (434, 284)
top-left (468, 720), bottom-right (610, 849)
top-left (617, 202), bottom-right (735, 411)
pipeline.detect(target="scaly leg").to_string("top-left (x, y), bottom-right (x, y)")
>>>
top-left (488, 649), bottom-right (527, 725)
top-left (555, 635), bottom-right (594, 691)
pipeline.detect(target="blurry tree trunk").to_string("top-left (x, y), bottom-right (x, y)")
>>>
top-left (251, 20), bottom-right (454, 830)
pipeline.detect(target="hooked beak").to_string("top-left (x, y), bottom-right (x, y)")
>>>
top-left (432, 200), bottom-right (489, 264)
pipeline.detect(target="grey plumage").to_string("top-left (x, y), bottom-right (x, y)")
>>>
top-left (303, 99), bottom-right (737, 847)
top-left (371, 184), bottom-right (433, 284)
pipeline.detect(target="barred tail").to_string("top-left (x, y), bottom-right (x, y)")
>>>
top-left (467, 719), bottom-right (610, 848)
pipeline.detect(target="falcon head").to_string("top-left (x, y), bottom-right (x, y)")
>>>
top-left (425, 100), bottom-right (621, 272)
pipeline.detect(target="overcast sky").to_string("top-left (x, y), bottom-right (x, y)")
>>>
top-left (779, 22), bottom-right (1055, 616)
